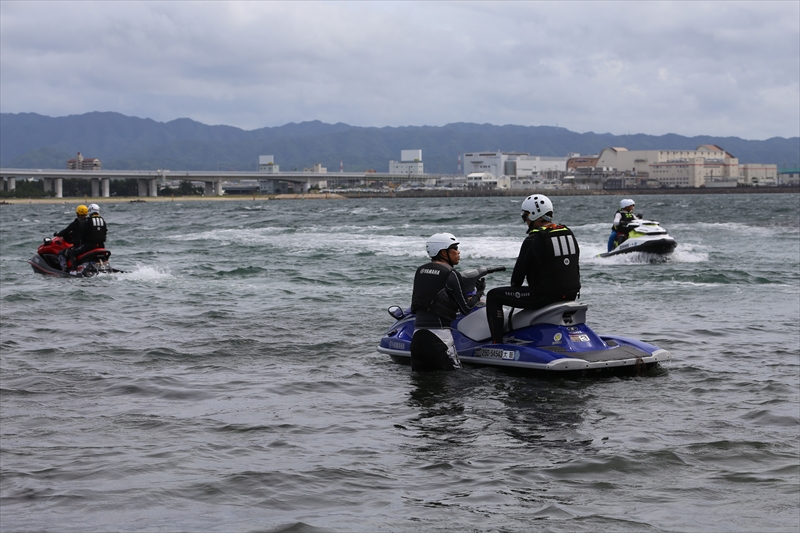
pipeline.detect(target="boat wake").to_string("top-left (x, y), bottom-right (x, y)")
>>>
top-left (120, 264), bottom-right (174, 280)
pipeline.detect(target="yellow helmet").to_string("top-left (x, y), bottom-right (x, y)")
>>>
top-left (76, 205), bottom-right (89, 216)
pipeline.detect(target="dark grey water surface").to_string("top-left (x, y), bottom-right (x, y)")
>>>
top-left (1, 193), bottom-right (799, 533)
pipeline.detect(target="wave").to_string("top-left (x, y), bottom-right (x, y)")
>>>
top-left (580, 246), bottom-right (709, 265)
top-left (118, 264), bottom-right (174, 280)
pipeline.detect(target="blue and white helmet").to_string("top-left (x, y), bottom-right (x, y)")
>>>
top-left (620, 199), bottom-right (635, 209)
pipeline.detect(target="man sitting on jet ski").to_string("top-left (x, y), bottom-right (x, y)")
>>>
top-left (608, 198), bottom-right (638, 252)
top-left (55, 204), bottom-right (89, 244)
top-left (54, 204), bottom-right (89, 270)
top-left (485, 194), bottom-right (581, 344)
top-left (64, 203), bottom-right (107, 270)
top-left (409, 233), bottom-right (485, 371)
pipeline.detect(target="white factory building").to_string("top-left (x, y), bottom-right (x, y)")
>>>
top-left (389, 150), bottom-right (424, 174)
top-left (462, 151), bottom-right (569, 177)
top-left (259, 155), bottom-right (280, 173)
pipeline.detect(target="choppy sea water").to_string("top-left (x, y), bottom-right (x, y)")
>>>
top-left (1, 193), bottom-right (798, 533)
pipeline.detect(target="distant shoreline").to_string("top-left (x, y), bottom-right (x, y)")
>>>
top-left (339, 187), bottom-right (799, 199)
top-left (0, 193), bottom-right (347, 205)
top-left (0, 187), bottom-right (796, 205)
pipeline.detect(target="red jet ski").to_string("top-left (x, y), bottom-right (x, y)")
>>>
top-left (28, 236), bottom-right (123, 277)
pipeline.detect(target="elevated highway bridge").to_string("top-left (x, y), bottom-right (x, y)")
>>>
top-left (0, 168), bottom-right (439, 198)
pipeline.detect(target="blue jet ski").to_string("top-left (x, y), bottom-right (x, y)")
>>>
top-left (378, 266), bottom-right (671, 374)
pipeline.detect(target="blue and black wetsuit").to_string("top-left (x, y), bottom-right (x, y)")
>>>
top-left (412, 262), bottom-right (481, 328)
top-left (410, 262), bottom-right (482, 370)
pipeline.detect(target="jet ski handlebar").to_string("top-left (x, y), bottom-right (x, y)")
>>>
top-left (460, 265), bottom-right (507, 279)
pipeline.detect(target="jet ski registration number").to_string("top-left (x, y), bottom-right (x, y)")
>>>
top-left (474, 347), bottom-right (517, 360)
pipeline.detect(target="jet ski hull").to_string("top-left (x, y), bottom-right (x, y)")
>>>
top-left (600, 219), bottom-right (678, 258)
top-left (28, 236), bottom-right (121, 278)
top-left (598, 235), bottom-right (677, 257)
top-left (28, 253), bottom-right (119, 277)
top-left (378, 302), bottom-right (671, 375)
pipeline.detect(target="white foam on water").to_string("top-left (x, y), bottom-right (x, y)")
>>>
top-left (581, 244), bottom-right (709, 265)
top-left (118, 264), bottom-right (174, 280)
top-left (457, 236), bottom-right (524, 261)
top-left (168, 227), bottom-right (294, 245)
top-left (159, 219), bottom-right (722, 264)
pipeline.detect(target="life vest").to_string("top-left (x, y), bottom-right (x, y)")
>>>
top-left (83, 214), bottom-right (107, 244)
top-left (411, 262), bottom-right (458, 323)
top-left (526, 224), bottom-right (581, 296)
top-left (612, 209), bottom-right (636, 231)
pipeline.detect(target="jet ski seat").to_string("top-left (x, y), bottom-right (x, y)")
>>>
top-left (456, 302), bottom-right (589, 341)
top-left (510, 301), bottom-right (588, 329)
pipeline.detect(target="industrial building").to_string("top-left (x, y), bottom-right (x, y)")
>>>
top-left (389, 150), bottom-right (423, 174)
top-left (593, 145), bottom-right (777, 188)
top-left (259, 155), bottom-right (279, 173)
top-left (778, 168), bottom-right (800, 186)
top-left (739, 164), bottom-right (779, 186)
top-left (462, 151), bottom-right (568, 177)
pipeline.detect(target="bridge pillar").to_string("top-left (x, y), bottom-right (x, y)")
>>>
top-left (214, 180), bottom-right (223, 196)
top-left (54, 178), bottom-right (63, 198)
top-left (43, 178), bottom-right (53, 193)
top-left (137, 179), bottom-right (149, 197)
top-left (3, 177), bottom-right (15, 192)
top-left (302, 180), bottom-right (311, 193)
top-left (149, 178), bottom-right (158, 197)
top-left (102, 178), bottom-right (110, 197)
top-left (91, 178), bottom-right (100, 197)
top-left (204, 182), bottom-right (214, 196)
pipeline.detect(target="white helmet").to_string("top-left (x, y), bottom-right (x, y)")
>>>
top-left (88, 203), bottom-right (100, 215)
top-left (620, 199), bottom-right (635, 209)
top-left (426, 233), bottom-right (459, 258)
top-left (521, 194), bottom-right (553, 222)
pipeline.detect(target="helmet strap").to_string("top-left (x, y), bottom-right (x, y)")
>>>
top-left (433, 249), bottom-right (454, 267)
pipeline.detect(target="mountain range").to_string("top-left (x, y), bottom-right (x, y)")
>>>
top-left (1, 112), bottom-right (798, 173)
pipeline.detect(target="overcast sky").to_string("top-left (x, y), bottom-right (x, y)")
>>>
top-left (1, 1), bottom-right (798, 140)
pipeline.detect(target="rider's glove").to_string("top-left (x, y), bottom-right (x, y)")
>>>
top-left (53, 232), bottom-right (58, 236)
top-left (475, 278), bottom-right (486, 297)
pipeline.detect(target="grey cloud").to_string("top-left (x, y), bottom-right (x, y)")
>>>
top-left (1, 1), bottom-right (797, 139)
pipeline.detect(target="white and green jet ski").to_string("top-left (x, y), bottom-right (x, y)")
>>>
top-left (599, 218), bottom-right (677, 258)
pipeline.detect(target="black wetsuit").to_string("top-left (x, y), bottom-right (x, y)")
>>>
top-left (68, 214), bottom-right (107, 265)
top-left (55, 217), bottom-right (86, 245)
top-left (412, 262), bottom-right (481, 328)
top-left (486, 223), bottom-right (581, 343)
top-left (409, 261), bottom-right (482, 370)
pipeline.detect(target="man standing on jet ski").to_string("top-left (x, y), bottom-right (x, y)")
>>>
top-left (409, 233), bottom-right (485, 371)
top-left (608, 199), bottom-right (636, 252)
top-left (485, 194), bottom-right (581, 344)
top-left (65, 203), bottom-right (107, 270)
